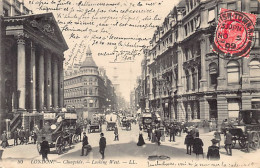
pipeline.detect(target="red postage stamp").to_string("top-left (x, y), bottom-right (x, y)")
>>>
top-left (213, 8), bottom-right (257, 57)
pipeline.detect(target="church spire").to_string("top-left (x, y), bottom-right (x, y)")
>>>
top-left (80, 46), bottom-right (97, 68)
top-left (86, 45), bottom-right (92, 56)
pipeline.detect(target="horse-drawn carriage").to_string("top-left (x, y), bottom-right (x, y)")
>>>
top-left (106, 113), bottom-right (117, 131)
top-left (227, 109), bottom-right (260, 151)
top-left (126, 115), bottom-right (135, 124)
top-left (121, 117), bottom-right (131, 131)
top-left (36, 111), bottom-right (78, 155)
top-left (88, 114), bottom-right (102, 133)
top-left (140, 113), bottom-right (152, 131)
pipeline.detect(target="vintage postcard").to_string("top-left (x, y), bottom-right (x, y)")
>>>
top-left (0, 0), bottom-right (260, 168)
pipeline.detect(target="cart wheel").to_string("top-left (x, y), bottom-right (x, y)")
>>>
top-left (36, 142), bottom-right (41, 153)
top-left (239, 137), bottom-right (247, 148)
top-left (251, 132), bottom-right (260, 150)
top-left (231, 139), bottom-right (236, 148)
top-left (64, 139), bottom-right (69, 149)
top-left (55, 136), bottom-right (62, 155)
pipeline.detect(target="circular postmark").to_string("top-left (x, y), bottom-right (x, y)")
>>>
top-left (213, 9), bottom-right (257, 58)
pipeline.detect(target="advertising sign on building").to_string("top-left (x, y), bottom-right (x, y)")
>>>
top-left (43, 113), bottom-right (56, 120)
top-left (65, 113), bottom-right (77, 119)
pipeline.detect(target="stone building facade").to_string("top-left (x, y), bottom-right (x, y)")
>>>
top-left (142, 0), bottom-right (260, 125)
top-left (0, 0), bottom-right (68, 134)
top-left (64, 47), bottom-right (116, 120)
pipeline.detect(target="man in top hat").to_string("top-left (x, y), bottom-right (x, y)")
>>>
top-left (184, 131), bottom-right (194, 155)
top-left (40, 137), bottom-right (50, 161)
top-left (13, 129), bottom-right (19, 146)
top-left (81, 132), bottom-right (89, 156)
top-left (169, 124), bottom-right (175, 142)
top-left (224, 129), bottom-right (233, 156)
top-left (207, 139), bottom-right (220, 160)
top-left (114, 125), bottom-right (119, 141)
top-left (99, 133), bottom-right (106, 159)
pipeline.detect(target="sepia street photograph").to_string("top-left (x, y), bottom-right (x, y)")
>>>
top-left (0, 0), bottom-right (260, 167)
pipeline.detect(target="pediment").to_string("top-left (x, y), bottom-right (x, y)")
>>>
top-left (4, 13), bottom-right (68, 52)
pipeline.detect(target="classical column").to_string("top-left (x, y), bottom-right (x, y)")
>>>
top-left (194, 101), bottom-right (198, 119)
top-left (17, 35), bottom-right (26, 109)
top-left (53, 57), bottom-right (58, 108)
top-left (0, 16), bottom-right (6, 135)
top-left (242, 57), bottom-right (250, 89)
top-left (59, 58), bottom-right (64, 107)
top-left (38, 47), bottom-right (44, 110)
top-left (45, 50), bottom-right (52, 110)
top-left (199, 35), bottom-right (208, 91)
top-left (29, 41), bottom-right (36, 111)
top-left (217, 55), bottom-right (226, 90)
top-left (10, 0), bottom-right (15, 16)
top-left (187, 102), bottom-right (192, 121)
top-left (177, 48), bottom-right (183, 93)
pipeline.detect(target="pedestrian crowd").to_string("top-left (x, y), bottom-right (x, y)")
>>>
top-left (138, 120), bottom-right (235, 161)
top-left (1, 126), bottom-right (38, 149)
top-left (0, 119), bottom-right (245, 161)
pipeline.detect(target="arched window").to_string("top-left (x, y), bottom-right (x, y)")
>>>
top-left (185, 70), bottom-right (190, 91)
top-left (209, 63), bottom-right (218, 86)
top-left (227, 61), bottom-right (240, 84)
top-left (249, 59), bottom-right (260, 77)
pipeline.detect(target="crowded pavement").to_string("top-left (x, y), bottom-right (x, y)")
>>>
top-left (1, 121), bottom-right (260, 168)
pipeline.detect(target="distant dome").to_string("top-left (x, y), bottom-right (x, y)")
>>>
top-left (80, 46), bottom-right (97, 68)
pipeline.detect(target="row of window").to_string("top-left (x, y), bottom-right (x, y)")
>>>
top-left (65, 99), bottom-right (99, 108)
top-left (65, 68), bottom-right (99, 77)
top-left (3, 0), bottom-right (31, 17)
top-left (208, 59), bottom-right (260, 86)
top-left (80, 68), bottom-right (98, 74)
top-left (185, 67), bottom-right (201, 92)
top-left (64, 77), bottom-right (98, 86)
top-left (185, 0), bottom-right (199, 14)
top-left (184, 15), bottom-right (200, 37)
top-left (208, 98), bottom-right (260, 120)
top-left (152, 59), bottom-right (260, 95)
top-left (64, 88), bottom-right (98, 98)
top-left (183, 101), bottom-right (200, 120)
top-left (184, 44), bottom-right (200, 61)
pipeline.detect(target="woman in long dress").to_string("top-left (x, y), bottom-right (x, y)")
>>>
top-left (137, 129), bottom-right (145, 146)
top-left (193, 134), bottom-right (204, 159)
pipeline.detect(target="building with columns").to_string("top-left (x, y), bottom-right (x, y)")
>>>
top-left (0, 0), bottom-right (68, 134)
top-left (64, 47), bottom-right (116, 120)
top-left (142, 0), bottom-right (260, 125)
